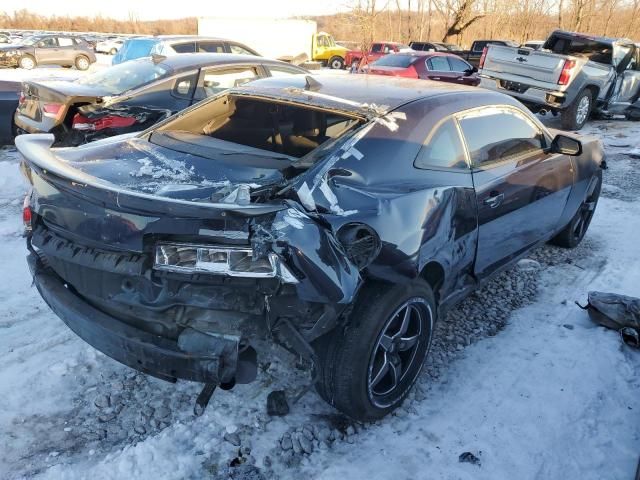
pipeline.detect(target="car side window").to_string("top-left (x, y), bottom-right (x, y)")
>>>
top-left (371, 43), bottom-right (382, 53)
top-left (38, 37), bottom-right (57, 48)
top-left (172, 42), bottom-right (196, 53)
top-left (472, 41), bottom-right (486, 52)
top-left (459, 109), bottom-right (545, 167)
top-left (229, 44), bottom-right (255, 55)
top-left (58, 37), bottom-right (74, 47)
top-left (448, 57), bottom-right (471, 72)
top-left (427, 56), bottom-right (451, 71)
top-left (173, 73), bottom-right (197, 98)
top-left (267, 66), bottom-right (306, 77)
top-left (198, 41), bottom-right (225, 53)
top-left (415, 118), bottom-right (468, 170)
top-left (199, 67), bottom-right (258, 98)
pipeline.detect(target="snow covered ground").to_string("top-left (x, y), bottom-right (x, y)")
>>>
top-left (0, 62), bottom-right (639, 479)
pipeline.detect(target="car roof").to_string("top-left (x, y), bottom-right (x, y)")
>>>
top-left (549, 29), bottom-right (634, 46)
top-left (155, 52), bottom-right (303, 71)
top-left (230, 74), bottom-right (502, 117)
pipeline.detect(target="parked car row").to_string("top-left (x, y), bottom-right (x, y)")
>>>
top-left (0, 33), bottom-right (97, 70)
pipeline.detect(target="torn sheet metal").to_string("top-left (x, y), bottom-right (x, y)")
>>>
top-left (261, 207), bottom-right (361, 304)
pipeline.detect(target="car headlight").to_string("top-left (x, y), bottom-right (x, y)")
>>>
top-left (154, 243), bottom-right (298, 283)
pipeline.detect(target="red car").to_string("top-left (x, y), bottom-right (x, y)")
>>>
top-left (345, 42), bottom-right (412, 69)
top-left (367, 52), bottom-right (480, 86)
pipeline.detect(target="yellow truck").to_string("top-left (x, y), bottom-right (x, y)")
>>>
top-left (197, 18), bottom-right (348, 69)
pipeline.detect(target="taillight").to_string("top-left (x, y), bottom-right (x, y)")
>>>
top-left (22, 195), bottom-right (32, 233)
top-left (478, 47), bottom-right (488, 69)
top-left (72, 113), bottom-right (136, 131)
top-left (18, 91), bottom-right (25, 105)
top-left (42, 103), bottom-right (63, 118)
top-left (558, 59), bottom-right (575, 85)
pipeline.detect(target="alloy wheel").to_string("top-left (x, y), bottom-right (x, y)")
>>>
top-left (77, 57), bottom-right (89, 70)
top-left (576, 95), bottom-right (590, 126)
top-left (367, 298), bottom-right (430, 407)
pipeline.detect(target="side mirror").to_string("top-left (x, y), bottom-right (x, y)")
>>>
top-left (465, 66), bottom-right (478, 75)
top-left (550, 134), bottom-right (582, 156)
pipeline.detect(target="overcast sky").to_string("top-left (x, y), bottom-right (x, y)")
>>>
top-left (4, 0), bottom-right (352, 20)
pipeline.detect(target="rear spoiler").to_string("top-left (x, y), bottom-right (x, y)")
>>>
top-left (16, 134), bottom-right (288, 219)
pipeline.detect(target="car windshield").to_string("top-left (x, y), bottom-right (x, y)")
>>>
top-left (372, 55), bottom-right (417, 67)
top-left (75, 59), bottom-right (170, 95)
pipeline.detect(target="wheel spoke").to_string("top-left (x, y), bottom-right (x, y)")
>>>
top-left (370, 352), bottom-right (390, 389)
top-left (379, 334), bottom-right (394, 352)
top-left (398, 334), bottom-right (420, 351)
top-left (387, 355), bottom-right (401, 391)
top-left (396, 305), bottom-right (413, 338)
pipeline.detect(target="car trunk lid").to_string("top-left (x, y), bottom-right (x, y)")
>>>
top-left (481, 45), bottom-right (571, 84)
top-left (17, 133), bottom-right (290, 252)
top-left (17, 80), bottom-right (108, 127)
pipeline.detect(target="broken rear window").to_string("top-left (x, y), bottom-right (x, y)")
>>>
top-left (545, 36), bottom-right (613, 64)
top-left (153, 95), bottom-right (363, 160)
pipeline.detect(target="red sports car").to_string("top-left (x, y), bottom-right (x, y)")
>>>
top-left (367, 52), bottom-right (480, 86)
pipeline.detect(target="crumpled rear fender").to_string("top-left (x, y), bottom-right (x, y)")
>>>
top-left (254, 206), bottom-right (361, 304)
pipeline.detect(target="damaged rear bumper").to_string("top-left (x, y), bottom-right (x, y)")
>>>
top-left (28, 253), bottom-right (256, 385)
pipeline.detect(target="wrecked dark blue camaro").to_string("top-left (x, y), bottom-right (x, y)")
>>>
top-left (18, 75), bottom-right (605, 421)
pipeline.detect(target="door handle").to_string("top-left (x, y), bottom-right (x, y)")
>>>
top-left (484, 192), bottom-right (504, 208)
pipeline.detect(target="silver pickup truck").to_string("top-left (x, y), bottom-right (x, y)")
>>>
top-left (479, 30), bottom-right (640, 129)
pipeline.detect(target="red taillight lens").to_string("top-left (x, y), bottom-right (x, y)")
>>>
top-left (558, 59), bottom-right (575, 85)
top-left (72, 113), bottom-right (136, 131)
top-left (22, 195), bottom-right (32, 233)
top-left (42, 103), bottom-right (63, 118)
top-left (478, 47), bottom-right (488, 69)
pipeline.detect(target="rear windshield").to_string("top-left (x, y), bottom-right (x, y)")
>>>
top-left (153, 95), bottom-right (363, 159)
top-left (372, 55), bottom-right (417, 68)
top-left (76, 58), bottom-right (169, 94)
top-left (544, 35), bottom-right (613, 64)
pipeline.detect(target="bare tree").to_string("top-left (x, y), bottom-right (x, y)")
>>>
top-left (434, 0), bottom-right (484, 42)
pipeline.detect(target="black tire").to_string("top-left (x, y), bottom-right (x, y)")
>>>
top-left (561, 89), bottom-right (592, 130)
top-left (18, 55), bottom-right (36, 70)
top-left (328, 56), bottom-right (345, 70)
top-left (550, 170), bottom-right (602, 248)
top-left (75, 55), bottom-right (90, 71)
top-left (314, 278), bottom-right (436, 421)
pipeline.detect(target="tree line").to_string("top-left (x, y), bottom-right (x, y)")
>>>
top-left (0, 9), bottom-right (196, 35)
top-left (318, 0), bottom-right (640, 48)
top-left (1, 2), bottom-right (638, 49)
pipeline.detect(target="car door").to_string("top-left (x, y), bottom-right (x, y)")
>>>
top-left (460, 106), bottom-right (574, 277)
top-left (192, 65), bottom-right (261, 102)
top-left (34, 37), bottom-right (60, 64)
top-left (423, 55), bottom-right (457, 83)
top-left (607, 45), bottom-right (640, 114)
top-left (56, 37), bottom-right (76, 64)
top-left (447, 56), bottom-right (478, 86)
